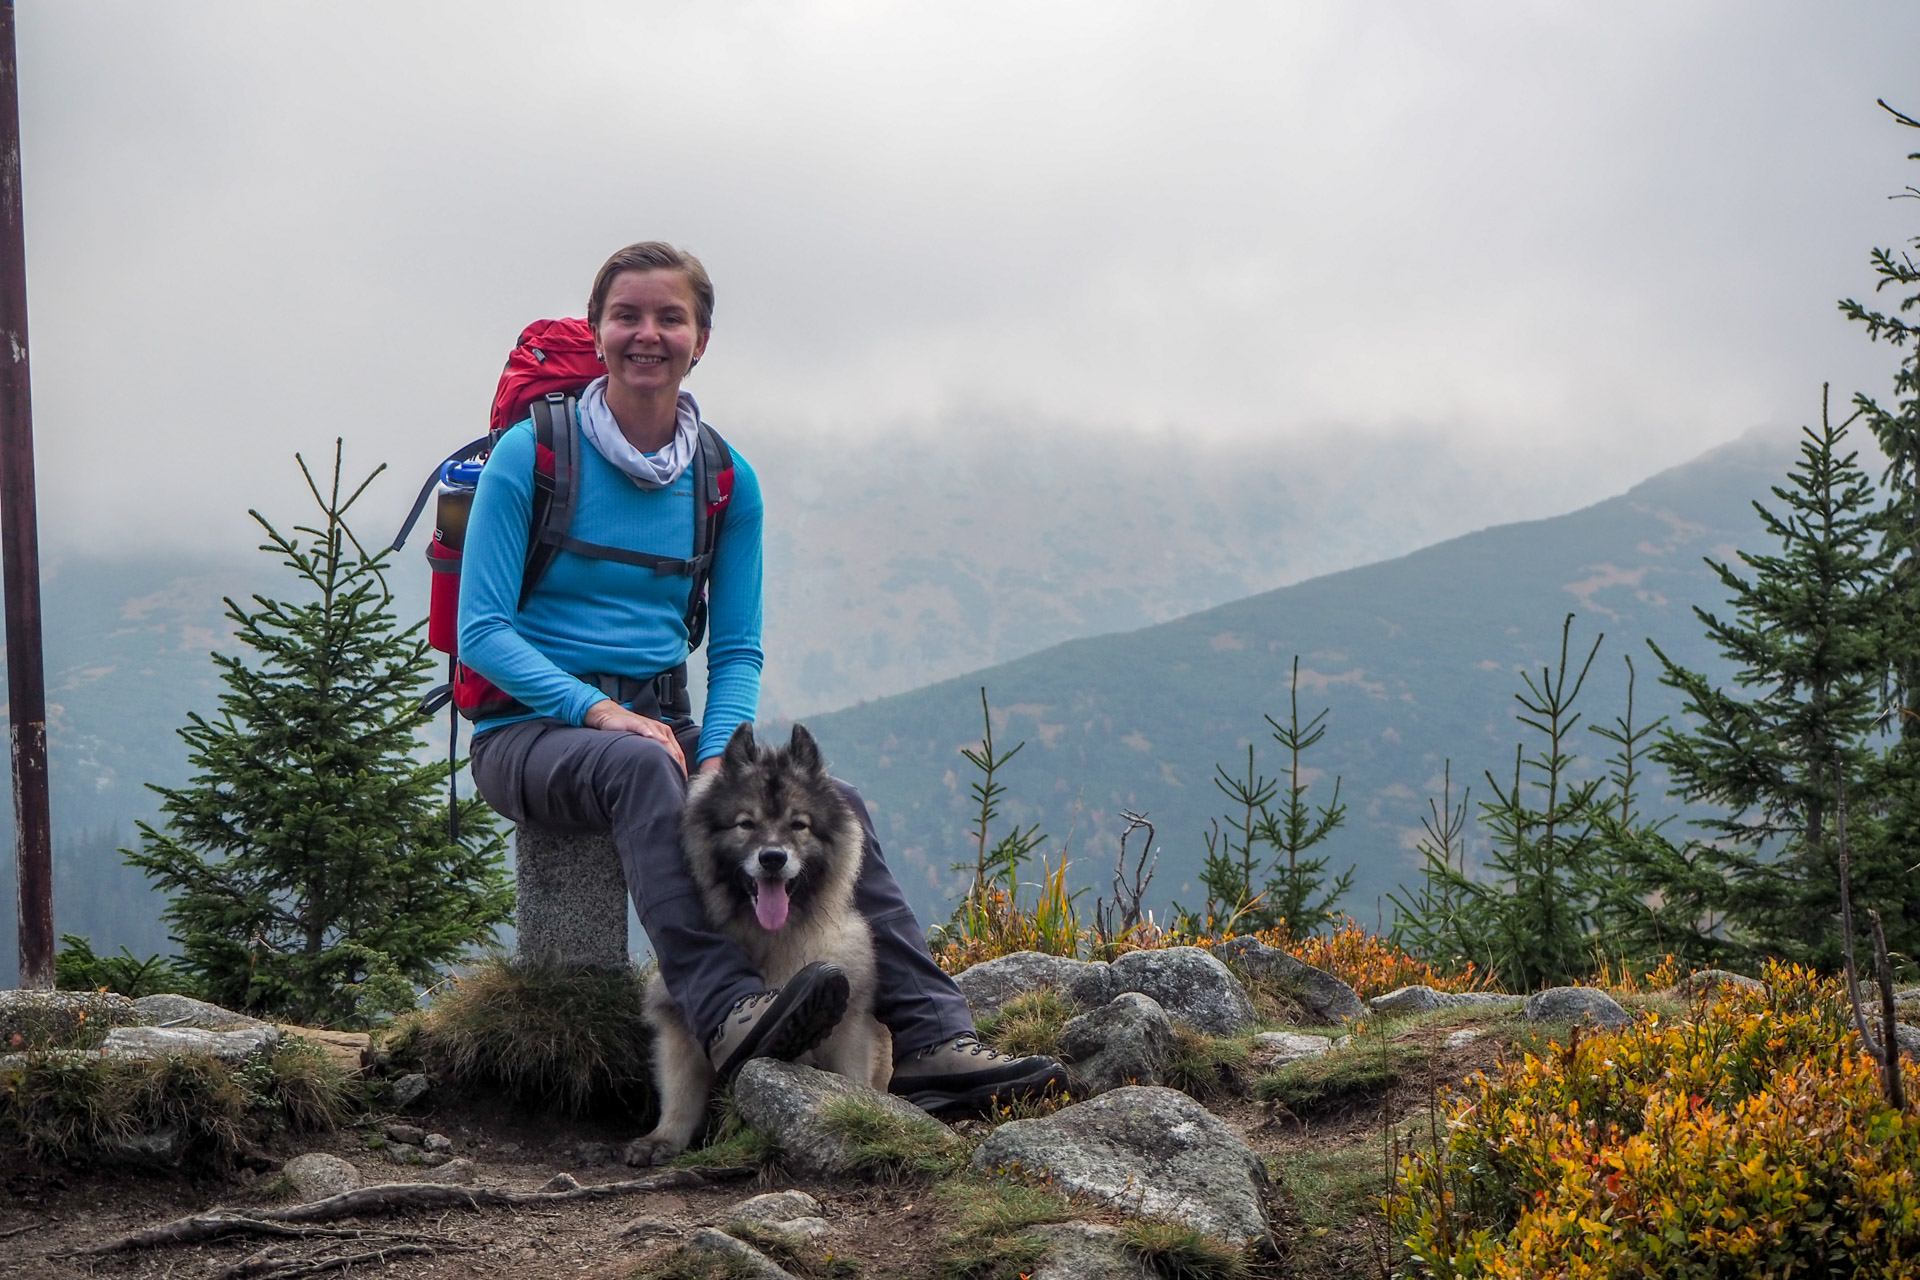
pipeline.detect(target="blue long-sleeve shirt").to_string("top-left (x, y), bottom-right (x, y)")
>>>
top-left (456, 408), bottom-right (764, 763)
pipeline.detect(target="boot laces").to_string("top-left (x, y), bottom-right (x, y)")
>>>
top-left (920, 1032), bottom-right (1008, 1061)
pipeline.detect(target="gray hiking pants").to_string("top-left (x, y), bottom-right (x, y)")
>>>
top-left (468, 717), bottom-right (974, 1055)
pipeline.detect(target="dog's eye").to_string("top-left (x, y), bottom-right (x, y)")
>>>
top-left (788, 819), bottom-right (810, 833)
top-left (732, 817), bottom-right (756, 831)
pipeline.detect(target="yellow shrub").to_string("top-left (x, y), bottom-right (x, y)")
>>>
top-left (1269, 917), bottom-right (1489, 999)
top-left (1393, 963), bottom-right (1920, 1278)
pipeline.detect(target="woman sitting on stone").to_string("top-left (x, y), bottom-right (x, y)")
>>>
top-left (458, 241), bottom-right (1062, 1127)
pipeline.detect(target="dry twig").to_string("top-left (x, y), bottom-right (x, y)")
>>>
top-left (69, 1165), bottom-right (753, 1256)
top-left (212, 1242), bottom-right (455, 1280)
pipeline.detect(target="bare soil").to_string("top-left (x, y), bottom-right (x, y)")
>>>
top-left (0, 1012), bottom-right (1526, 1280)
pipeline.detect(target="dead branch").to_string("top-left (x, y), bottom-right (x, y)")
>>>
top-left (1098, 809), bottom-right (1157, 941)
top-left (1836, 770), bottom-right (1906, 1109)
top-left (0, 1222), bottom-right (43, 1241)
top-left (1835, 771), bottom-right (1887, 1058)
top-left (1871, 908), bottom-right (1907, 1110)
top-left (71, 1165), bottom-right (753, 1256)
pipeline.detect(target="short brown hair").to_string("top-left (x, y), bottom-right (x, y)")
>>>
top-left (587, 242), bottom-right (715, 333)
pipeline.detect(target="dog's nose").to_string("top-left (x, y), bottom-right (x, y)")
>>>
top-left (758, 849), bottom-right (789, 872)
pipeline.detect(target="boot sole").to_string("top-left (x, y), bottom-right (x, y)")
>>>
top-left (713, 962), bottom-right (851, 1079)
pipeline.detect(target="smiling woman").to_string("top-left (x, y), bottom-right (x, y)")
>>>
top-left (455, 241), bottom-right (1065, 1156)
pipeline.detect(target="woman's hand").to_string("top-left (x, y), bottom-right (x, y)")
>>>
top-left (583, 699), bottom-right (687, 776)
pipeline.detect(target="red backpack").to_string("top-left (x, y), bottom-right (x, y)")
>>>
top-left (393, 318), bottom-right (735, 723)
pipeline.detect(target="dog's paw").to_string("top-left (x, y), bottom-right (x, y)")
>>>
top-left (621, 1134), bottom-right (685, 1168)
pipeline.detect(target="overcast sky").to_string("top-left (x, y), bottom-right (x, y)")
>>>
top-left (17, 2), bottom-right (1920, 555)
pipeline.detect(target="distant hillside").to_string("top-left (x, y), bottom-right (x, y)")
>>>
top-left (0, 427), bottom-right (1801, 980)
top-left (801, 428), bottom-right (1804, 931)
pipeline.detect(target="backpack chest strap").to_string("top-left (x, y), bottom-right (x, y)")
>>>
top-left (546, 532), bottom-right (711, 577)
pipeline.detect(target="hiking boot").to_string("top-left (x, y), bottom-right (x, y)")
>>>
top-left (706, 961), bottom-right (851, 1079)
top-left (887, 1032), bottom-right (1067, 1114)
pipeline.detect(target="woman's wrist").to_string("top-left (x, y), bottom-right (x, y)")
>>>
top-left (582, 699), bottom-right (626, 730)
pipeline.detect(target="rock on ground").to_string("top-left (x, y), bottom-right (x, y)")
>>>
top-left (722, 1190), bottom-right (829, 1242)
top-left (284, 1152), bottom-right (362, 1200)
top-left (1108, 947), bottom-right (1257, 1036)
top-left (1061, 992), bottom-right (1175, 1093)
top-left (1445, 1029), bottom-right (1481, 1050)
top-left (129, 994), bottom-right (264, 1030)
top-left (1028, 1222), bottom-right (1156, 1280)
top-left (732, 1058), bottom-right (949, 1179)
top-left (0, 989), bottom-right (136, 1046)
top-left (101, 1024), bottom-right (283, 1062)
top-left (514, 826), bottom-right (631, 969)
top-left (972, 1085), bottom-right (1271, 1246)
top-left (1206, 938), bottom-right (1366, 1023)
top-left (684, 1227), bottom-right (799, 1278)
top-left (99, 1126), bottom-right (187, 1168)
top-left (433, 1157), bottom-right (476, 1184)
top-left (1525, 986), bottom-right (1632, 1029)
top-left (1666, 970), bottom-right (1766, 998)
top-left (277, 1025), bottom-right (371, 1075)
top-left (389, 1073), bottom-right (433, 1109)
top-left (1369, 986), bottom-right (1522, 1015)
top-left (1249, 1031), bottom-right (1332, 1069)
top-left (953, 951), bottom-right (1116, 1019)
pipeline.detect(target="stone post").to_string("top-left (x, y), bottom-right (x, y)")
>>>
top-left (514, 827), bottom-right (629, 969)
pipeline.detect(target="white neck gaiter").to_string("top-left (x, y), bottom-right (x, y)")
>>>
top-left (577, 376), bottom-right (701, 489)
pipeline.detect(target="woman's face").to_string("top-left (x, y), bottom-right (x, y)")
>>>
top-left (594, 268), bottom-right (710, 398)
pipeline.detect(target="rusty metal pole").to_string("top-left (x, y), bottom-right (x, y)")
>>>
top-left (0, 0), bottom-right (51, 989)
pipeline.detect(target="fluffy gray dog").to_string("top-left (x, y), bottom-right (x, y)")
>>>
top-left (628, 723), bottom-right (887, 1165)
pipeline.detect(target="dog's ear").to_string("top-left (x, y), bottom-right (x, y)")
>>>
top-left (788, 723), bottom-right (824, 774)
top-left (721, 723), bottom-right (758, 773)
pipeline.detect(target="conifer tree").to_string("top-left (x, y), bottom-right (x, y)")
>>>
top-left (1467, 615), bottom-right (1608, 989)
top-left (126, 446), bottom-right (512, 1027)
top-left (1839, 102), bottom-right (1920, 956)
top-left (1647, 407), bottom-right (1894, 965)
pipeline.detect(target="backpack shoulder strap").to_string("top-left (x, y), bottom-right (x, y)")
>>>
top-left (519, 393), bottom-right (577, 610)
top-left (683, 423), bottom-right (735, 652)
top-left (389, 435), bottom-right (491, 552)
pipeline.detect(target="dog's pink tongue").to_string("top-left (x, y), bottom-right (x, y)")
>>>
top-left (754, 878), bottom-right (790, 931)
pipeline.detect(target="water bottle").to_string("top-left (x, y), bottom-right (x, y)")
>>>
top-left (426, 458), bottom-right (485, 653)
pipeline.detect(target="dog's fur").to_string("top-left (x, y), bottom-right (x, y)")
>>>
top-left (629, 723), bottom-right (888, 1165)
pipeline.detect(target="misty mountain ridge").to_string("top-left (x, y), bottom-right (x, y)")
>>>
top-left (798, 425), bottom-right (1811, 930)
top-left (0, 422), bottom-right (1809, 979)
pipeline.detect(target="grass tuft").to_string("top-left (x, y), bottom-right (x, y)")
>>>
top-left (1254, 1040), bottom-right (1423, 1115)
top-left (0, 1039), bottom-right (351, 1165)
top-left (1234, 967), bottom-right (1311, 1027)
top-left (939, 1171), bottom-right (1072, 1234)
top-left (819, 1094), bottom-right (969, 1180)
top-left (1122, 1221), bottom-right (1252, 1279)
top-left (412, 955), bottom-right (653, 1115)
top-left (975, 987), bottom-right (1074, 1060)
top-left (669, 1090), bottom-right (781, 1170)
top-left (930, 1232), bottom-right (1048, 1280)
top-left (1163, 1026), bottom-right (1251, 1101)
